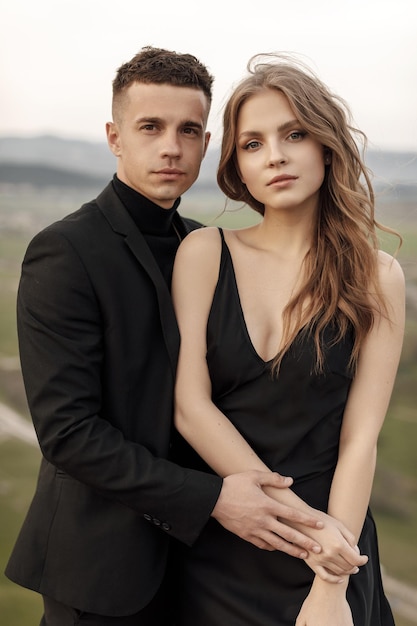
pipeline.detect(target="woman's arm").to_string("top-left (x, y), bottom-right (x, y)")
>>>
top-left (328, 252), bottom-right (405, 536)
top-left (172, 227), bottom-right (365, 575)
top-left (296, 251), bottom-right (405, 625)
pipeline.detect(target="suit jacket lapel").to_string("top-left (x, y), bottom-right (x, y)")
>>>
top-left (96, 184), bottom-right (180, 375)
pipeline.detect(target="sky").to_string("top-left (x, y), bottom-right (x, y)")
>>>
top-left (2, 0), bottom-right (417, 152)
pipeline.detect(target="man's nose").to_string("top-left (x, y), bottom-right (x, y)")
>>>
top-left (160, 131), bottom-right (182, 158)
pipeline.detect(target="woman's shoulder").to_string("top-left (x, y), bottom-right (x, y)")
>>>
top-left (173, 227), bottom-right (225, 298)
top-left (177, 224), bottom-right (257, 261)
top-left (376, 250), bottom-right (405, 311)
top-left (176, 226), bottom-right (222, 262)
top-left (182, 224), bottom-right (221, 243)
top-left (377, 250), bottom-right (405, 286)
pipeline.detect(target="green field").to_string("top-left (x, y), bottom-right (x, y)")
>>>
top-left (0, 191), bottom-right (416, 625)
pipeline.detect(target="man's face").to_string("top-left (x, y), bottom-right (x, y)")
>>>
top-left (106, 82), bottom-right (211, 208)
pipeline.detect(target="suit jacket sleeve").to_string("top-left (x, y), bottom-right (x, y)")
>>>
top-left (17, 225), bottom-right (222, 546)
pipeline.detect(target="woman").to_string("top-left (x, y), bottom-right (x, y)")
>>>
top-left (171, 54), bottom-right (404, 625)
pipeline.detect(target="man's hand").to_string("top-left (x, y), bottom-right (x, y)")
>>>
top-left (211, 471), bottom-right (323, 557)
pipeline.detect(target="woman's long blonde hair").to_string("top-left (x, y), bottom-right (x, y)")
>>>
top-left (217, 53), bottom-right (399, 374)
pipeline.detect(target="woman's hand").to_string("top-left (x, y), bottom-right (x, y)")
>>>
top-left (297, 510), bottom-right (368, 582)
top-left (295, 577), bottom-right (353, 626)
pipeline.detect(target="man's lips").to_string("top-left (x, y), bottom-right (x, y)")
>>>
top-left (154, 168), bottom-right (185, 177)
top-left (267, 174), bottom-right (298, 186)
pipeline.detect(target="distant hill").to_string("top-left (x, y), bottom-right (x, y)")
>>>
top-left (0, 163), bottom-right (108, 189)
top-left (0, 135), bottom-right (115, 177)
top-left (0, 134), bottom-right (416, 193)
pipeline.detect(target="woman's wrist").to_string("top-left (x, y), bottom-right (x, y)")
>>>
top-left (264, 484), bottom-right (316, 516)
top-left (312, 573), bottom-right (349, 595)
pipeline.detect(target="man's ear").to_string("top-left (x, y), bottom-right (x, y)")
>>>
top-left (203, 131), bottom-right (211, 157)
top-left (106, 121), bottom-right (121, 157)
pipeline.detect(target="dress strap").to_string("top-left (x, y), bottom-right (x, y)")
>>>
top-left (217, 226), bottom-right (225, 243)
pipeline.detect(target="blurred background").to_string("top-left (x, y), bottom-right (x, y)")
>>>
top-left (1, 0), bottom-right (416, 624)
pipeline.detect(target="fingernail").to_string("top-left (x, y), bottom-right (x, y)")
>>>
top-left (316, 521), bottom-right (324, 528)
top-left (312, 546), bottom-right (321, 553)
top-left (353, 567), bottom-right (359, 574)
top-left (299, 551), bottom-right (308, 559)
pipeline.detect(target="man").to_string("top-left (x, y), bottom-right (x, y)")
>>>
top-left (5, 47), bottom-right (321, 625)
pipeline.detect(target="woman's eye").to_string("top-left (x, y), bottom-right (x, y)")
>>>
top-left (288, 131), bottom-right (306, 141)
top-left (244, 140), bottom-right (261, 150)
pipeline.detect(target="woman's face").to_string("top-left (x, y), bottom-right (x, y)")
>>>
top-left (235, 88), bottom-right (326, 217)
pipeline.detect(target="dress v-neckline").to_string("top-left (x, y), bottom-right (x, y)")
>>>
top-left (219, 229), bottom-right (275, 366)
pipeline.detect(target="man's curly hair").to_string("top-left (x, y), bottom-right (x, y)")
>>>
top-left (112, 46), bottom-right (214, 103)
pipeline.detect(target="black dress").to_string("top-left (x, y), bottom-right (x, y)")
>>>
top-left (172, 228), bottom-right (395, 625)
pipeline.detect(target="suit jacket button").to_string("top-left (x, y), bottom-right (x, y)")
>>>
top-left (161, 522), bottom-right (171, 532)
top-left (143, 514), bottom-right (152, 522)
top-left (152, 517), bottom-right (161, 526)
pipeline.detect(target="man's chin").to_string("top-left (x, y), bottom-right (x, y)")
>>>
top-left (154, 185), bottom-right (191, 207)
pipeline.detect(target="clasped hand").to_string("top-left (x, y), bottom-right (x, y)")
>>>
top-left (295, 510), bottom-right (368, 583)
top-left (212, 470), bottom-right (368, 583)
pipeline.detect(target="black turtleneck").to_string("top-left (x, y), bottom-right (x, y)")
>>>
top-left (112, 175), bottom-right (184, 289)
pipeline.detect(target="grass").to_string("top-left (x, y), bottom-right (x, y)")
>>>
top-left (399, 229), bottom-right (417, 259)
top-left (0, 439), bottom-right (43, 624)
top-left (0, 235), bottom-right (28, 356)
top-left (378, 403), bottom-right (417, 478)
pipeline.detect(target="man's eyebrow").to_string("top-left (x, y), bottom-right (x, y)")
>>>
top-left (135, 117), bottom-right (203, 129)
top-left (181, 120), bottom-right (204, 129)
top-left (135, 116), bottom-right (162, 124)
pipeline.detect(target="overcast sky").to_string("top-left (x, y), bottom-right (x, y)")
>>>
top-left (2, 0), bottom-right (416, 152)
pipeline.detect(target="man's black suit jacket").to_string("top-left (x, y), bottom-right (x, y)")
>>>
top-left (5, 183), bottom-right (222, 616)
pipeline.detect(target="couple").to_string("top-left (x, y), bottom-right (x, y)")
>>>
top-left (5, 46), bottom-right (404, 625)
